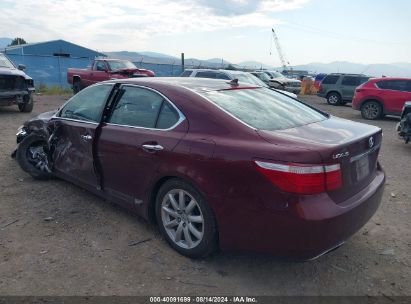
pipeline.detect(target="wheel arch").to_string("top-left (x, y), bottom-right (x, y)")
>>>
top-left (72, 75), bottom-right (82, 83)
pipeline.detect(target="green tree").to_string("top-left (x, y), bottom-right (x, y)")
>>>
top-left (8, 38), bottom-right (27, 46)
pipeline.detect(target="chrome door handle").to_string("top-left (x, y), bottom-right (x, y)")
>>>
top-left (142, 144), bottom-right (164, 152)
top-left (81, 134), bottom-right (92, 141)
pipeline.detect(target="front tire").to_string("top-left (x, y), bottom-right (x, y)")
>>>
top-left (16, 134), bottom-right (52, 180)
top-left (327, 92), bottom-right (342, 106)
top-left (361, 101), bottom-right (383, 120)
top-left (155, 179), bottom-right (218, 258)
top-left (18, 95), bottom-right (34, 113)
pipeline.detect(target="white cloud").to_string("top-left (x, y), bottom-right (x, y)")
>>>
top-left (0, 0), bottom-right (310, 51)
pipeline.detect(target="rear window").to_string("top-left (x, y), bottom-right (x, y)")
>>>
top-left (202, 88), bottom-right (326, 131)
top-left (196, 71), bottom-right (217, 79)
top-left (322, 75), bottom-right (339, 85)
top-left (180, 70), bottom-right (192, 77)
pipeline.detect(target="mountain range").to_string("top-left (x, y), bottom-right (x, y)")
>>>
top-left (105, 51), bottom-right (411, 77)
top-left (1, 37), bottom-right (409, 77)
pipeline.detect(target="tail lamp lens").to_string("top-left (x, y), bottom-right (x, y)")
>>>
top-left (255, 161), bottom-right (342, 195)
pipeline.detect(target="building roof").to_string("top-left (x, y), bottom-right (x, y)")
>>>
top-left (3, 39), bottom-right (105, 58)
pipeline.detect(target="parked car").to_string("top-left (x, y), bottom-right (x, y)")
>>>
top-left (397, 102), bottom-right (411, 143)
top-left (352, 78), bottom-right (411, 120)
top-left (252, 71), bottom-right (301, 94)
top-left (0, 53), bottom-right (35, 112)
top-left (67, 58), bottom-right (155, 94)
top-left (314, 73), bottom-right (327, 90)
top-left (13, 77), bottom-right (385, 260)
top-left (317, 73), bottom-right (370, 106)
top-left (181, 69), bottom-right (297, 98)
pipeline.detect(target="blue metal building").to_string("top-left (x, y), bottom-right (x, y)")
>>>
top-left (2, 39), bottom-right (105, 88)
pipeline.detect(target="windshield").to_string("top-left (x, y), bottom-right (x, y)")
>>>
top-left (0, 54), bottom-right (15, 69)
top-left (255, 73), bottom-right (271, 82)
top-left (235, 73), bottom-right (268, 87)
top-left (203, 88), bottom-right (326, 131)
top-left (268, 71), bottom-right (284, 78)
top-left (107, 60), bottom-right (137, 70)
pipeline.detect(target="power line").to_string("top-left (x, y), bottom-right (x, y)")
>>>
top-left (280, 21), bottom-right (404, 45)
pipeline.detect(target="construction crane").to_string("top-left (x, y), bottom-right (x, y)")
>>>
top-left (271, 28), bottom-right (292, 72)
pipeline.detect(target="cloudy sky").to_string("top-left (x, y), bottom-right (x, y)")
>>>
top-left (0, 0), bottom-right (410, 65)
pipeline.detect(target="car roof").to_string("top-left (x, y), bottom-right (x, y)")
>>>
top-left (105, 77), bottom-right (262, 93)
top-left (328, 73), bottom-right (368, 77)
top-left (99, 58), bottom-right (128, 61)
top-left (184, 69), bottom-right (249, 75)
top-left (369, 77), bottom-right (411, 81)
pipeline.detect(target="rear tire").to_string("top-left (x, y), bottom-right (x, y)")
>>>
top-left (18, 95), bottom-right (34, 113)
top-left (72, 81), bottom-right (81, 94)
top-left (16, 134), bottom-right (53, 180)
top-left (155, 179), bottom-right (218, 258)
top-left (327, 92), bottom-right (342, 106)
top-left (361, 101), bottom-right (383, 120)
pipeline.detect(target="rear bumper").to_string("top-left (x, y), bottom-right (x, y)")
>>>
top-left (352, 97), bottom-right (361, 110)
top-left (218, 169), bottom-right (385, 260)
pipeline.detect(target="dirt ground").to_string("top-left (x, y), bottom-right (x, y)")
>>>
top-left (0, 94), bottom-right (410, 296)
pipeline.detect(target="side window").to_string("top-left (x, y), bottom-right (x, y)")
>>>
top-left (59, 84), bottom-right (112, 122)
top-left (180, 70), bottom-right (192, 77)
top-left (341, 76), bottom-right (360, 86)
top-left (109, 86), bottom-right (164, 128)
top-left (360, 77), bottom-right (370, 85)
top-left (196, 71), bottom-right (217, 79)
top-left (156, 102), bottom-right (180, 129)
top-left (322, 75), bottom-right (339, 85)
top-left (377, 80), bottom-right (407, 91)
top-left (94, 61), bottom-right (107, 71)
top-left (215, 73), bottom-right (231, 80)
top-left (406, 81), bottom-right (411, 93)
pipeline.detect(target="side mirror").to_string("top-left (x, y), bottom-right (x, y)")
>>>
top-left (18, 64), bottom-right (26, 71)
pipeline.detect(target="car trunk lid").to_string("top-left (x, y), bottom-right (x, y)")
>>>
top-left (258, 117), bottom-right (382, 203)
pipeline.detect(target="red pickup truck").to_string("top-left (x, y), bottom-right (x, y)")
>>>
top-left (67, 58), bottom-right (155, 93)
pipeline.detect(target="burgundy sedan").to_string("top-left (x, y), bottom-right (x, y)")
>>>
top-left (14, 78), bottom-right (385, 259)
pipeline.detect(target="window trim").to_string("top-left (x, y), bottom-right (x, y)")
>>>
top-left (54, 83), bottom-right (115, 124)
top-left (105, 84), bottom-right (186, 132)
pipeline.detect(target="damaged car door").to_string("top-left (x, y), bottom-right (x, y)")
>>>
top-left (51, 84), bottom-right (113, 190)
top-left (98, 85), bottom-right (187, 209)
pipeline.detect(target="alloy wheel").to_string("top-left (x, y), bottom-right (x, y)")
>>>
top-left (161, 189), bottom-right (204, 249)
top-left (27, 143), bottom-right (51, 173)
top-left (328, 94), bottom-right (340, 105)
top-left (362, 102), bottom-right (381, 120)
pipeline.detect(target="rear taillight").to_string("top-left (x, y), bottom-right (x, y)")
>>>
top-left (254, 161), bottom-right (342, 195)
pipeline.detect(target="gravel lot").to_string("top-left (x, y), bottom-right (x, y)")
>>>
top-left (0, 94), bottom-right (410, 296)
